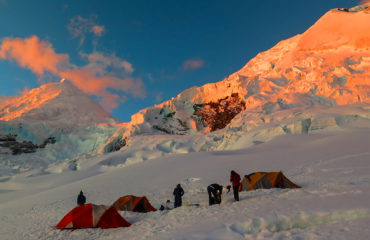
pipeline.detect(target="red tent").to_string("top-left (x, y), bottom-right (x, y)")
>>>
top-left (56, 204), bottom-right (131, 229)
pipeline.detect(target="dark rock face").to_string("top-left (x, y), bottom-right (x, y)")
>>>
top-left (38, 137), bottom-right (56, 148)
top-left (103, 136), bottom-right (127, 153)
top-left (0, 134), bottom-right (17, 142)
top-left (113, 137), bottom-right (127, 151)
top-left (193, 93), bottom-right (246, 131)
top-left (0, 134), bottom-right (56, 155)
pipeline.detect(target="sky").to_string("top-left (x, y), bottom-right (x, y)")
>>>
top-left (0, 0), bottom-right (362, 122)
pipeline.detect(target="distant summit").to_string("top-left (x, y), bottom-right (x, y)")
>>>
top-left (0, 79), bottom-right (120, 126)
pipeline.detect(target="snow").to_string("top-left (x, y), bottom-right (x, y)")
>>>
top-left (94, 104), bottom-right (370, 167)
top-left (0, 125), bottom-right (370, 239)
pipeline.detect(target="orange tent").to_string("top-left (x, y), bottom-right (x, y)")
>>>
top-left (56, 204), bottom-right (131, 229)
top-left (239, 171), bottom-right (301, 191)
top-left (113, 195), bottom-right (157, 213)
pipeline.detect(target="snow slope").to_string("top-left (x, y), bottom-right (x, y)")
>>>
top-left (0, 126), bottom-right (369, 239)
top-left (93, 104), bottom-right (370, 170)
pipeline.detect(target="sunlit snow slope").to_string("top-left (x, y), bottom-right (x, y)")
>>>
top-left (0, 79), bottom-right (119, 125)
top-left (101, 5), bottom-right (370, 156)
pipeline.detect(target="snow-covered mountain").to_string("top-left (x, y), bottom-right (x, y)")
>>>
top-left (0, 78), bottom-right (120, 125)
top-left (101, 4), bottom-right (370, 153)
top-left (0, 79), bottom-right (121, 175)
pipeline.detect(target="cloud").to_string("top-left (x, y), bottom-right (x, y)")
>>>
top-left (0, 36), bottom-right (145, 111)
top-left (99, 92), bottom-right (128, 112)
top-left (182, 58), bottom-right (204, 70)
top-left (18, 87), bottom-right (30, 96)
top-left (91, 25), bottom-right (105, 36)
top-left (67, 16), bottom-right (105, 45)
top-left (0, 36), bottom-right (70, 75)
top-left (79, 51), bottom-right (134, 74)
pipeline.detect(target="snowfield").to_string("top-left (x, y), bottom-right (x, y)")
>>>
top-left (1, 124), bottom-right (369, 239)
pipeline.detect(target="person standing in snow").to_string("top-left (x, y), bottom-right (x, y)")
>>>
top-left (77, 190), bottom-right (86, 205)
top-left (207, 183), bottom-right (223, 206)
top-left (230, 170), bottom-right (241, 201)
top-left (173, 184), bottom-right (184, 208)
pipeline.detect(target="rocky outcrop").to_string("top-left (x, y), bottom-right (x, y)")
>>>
top-left (38, 136), bottom-right (57, 148)
top-left (102, 136), bottom-right (127, 153)
top-left (0, 134), bottom-right (56, 155)
top-left (193, 93), bottom-right (246, 131)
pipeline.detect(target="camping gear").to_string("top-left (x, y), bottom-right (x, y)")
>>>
top-left (184, 202), bottom-right (200, 207)
top-left (56, 204), bottom-right (131, 229)
top-left (112, 195), bottom-right (157, 212)
top-left (239, 171), bottom-right (301, 191)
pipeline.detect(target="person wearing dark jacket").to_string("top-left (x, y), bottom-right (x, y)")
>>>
top-left (207, 183), bottom-right (223, 206)
top-left (230, 170), bottom-right (241, 201)
top-left (173, 184), bottom-right (184, 208)
top-left (77, 190), bottom-right (86, 205)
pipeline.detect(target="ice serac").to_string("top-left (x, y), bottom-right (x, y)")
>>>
top-left (102, 5), bottom-right (370, 152)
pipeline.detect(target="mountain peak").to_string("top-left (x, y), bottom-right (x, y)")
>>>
top-left (104, 5), bottom-right (369, 141)
top-left (0, 81), bottom-right (120, 125)
top-left (298, 4), bottom-right (370, 51)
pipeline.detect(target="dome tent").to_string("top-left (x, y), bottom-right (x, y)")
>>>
top-left (239, 171), bottom-right (301, 191)
top-left (113, 195), bottom-right (157, 213)
top-left (56, 204), bottom-right (131, 229)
